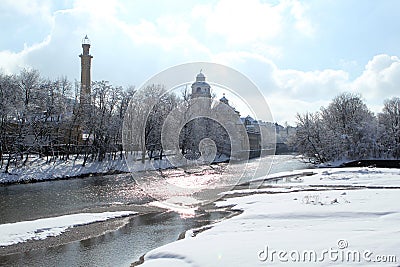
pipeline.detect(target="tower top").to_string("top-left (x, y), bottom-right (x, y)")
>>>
top-left (191, 71), bottom-right (211, 99)
top-left (82, 35), bottom-right (91, 45)
top-left (196, 71), bottom-right (206, 82)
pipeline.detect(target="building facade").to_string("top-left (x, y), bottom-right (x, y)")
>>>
top-left (185, 71), bottom-right (269, 161)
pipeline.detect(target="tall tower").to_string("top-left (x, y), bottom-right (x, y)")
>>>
top-left (79, 35), bottom-right (93, 105)
top-left (191, 71), bottom-right (211, 99)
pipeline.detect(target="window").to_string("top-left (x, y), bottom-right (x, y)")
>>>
top-left (197, 87), bottom-right (201, 93)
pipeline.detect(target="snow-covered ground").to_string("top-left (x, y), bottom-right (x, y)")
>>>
top-left (0, 211), bottom-right (135, 246)
top-left (140, 167), bottom-right (400, 266)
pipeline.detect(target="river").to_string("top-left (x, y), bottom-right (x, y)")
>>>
top-left (0, 154), bottom-right (309, 267)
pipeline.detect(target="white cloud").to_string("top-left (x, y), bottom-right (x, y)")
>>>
top-left (71, 0), bottom-right (123, 19)
top-left (0, 35), bottom-right (51, 74)
top-left (0, 50), bottom-right (26, 74)
top-left (271, 54), bottom-right (400, 123)
top-left (352, 54), bottom-right (400, 101)
top-left (266, 94), bottom-right (329, 124)
top-left (285, 0), bottom-right (315, 37)
top-left (1, 0), bottom-right (53, 18)
top-left (275, 68), bottom-right (349, 101)
top-left (193, 0), bottom-right (282, 45)
top-left (192, 0), bottom-right (314, 46)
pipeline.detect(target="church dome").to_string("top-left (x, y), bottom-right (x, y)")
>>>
top-left (196, 72), bottom-right (206, 82)
top-left (191, 71), bottom-right (211, 99)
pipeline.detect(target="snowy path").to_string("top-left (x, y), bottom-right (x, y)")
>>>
top-left (140, 167), bottom-right (400, 266)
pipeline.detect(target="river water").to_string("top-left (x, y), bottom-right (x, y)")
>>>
top-left (0, 154), bottom-right (309, 267)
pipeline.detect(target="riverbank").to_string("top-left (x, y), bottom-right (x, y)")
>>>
top-left (340, 159), bottom-right (400, 168)
top-left (0, 202), bottom-right (238, 267)
top-left (0, 213), bottom-right (134, 257)
top-left (316, 159), bottom-right (400, 168)
top-left (0, 153), bottom-right (231, 185)
top-left (137, 167), bottom-right (400, 266)
top-left (0, 156), bottom-right (130, 185)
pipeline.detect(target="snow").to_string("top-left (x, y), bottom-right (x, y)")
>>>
top-left (274, 167), bottom-right (400, 188)
top-left (0, 156), bottom-right (130, 184)
top-left (0, 211), bottom-right (136, 246)
top-left (249, 167), bottom-right (400, 188)
top-left (0, 152), bottom-right (230, 184)
top-left (149, 198), bottom-right (198, 218)
top-left (140, 167), bottom-right (400, 266)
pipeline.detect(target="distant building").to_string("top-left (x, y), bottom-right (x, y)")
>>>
top-left (186, 71), bottom-right (274, 160)
top-left (275, 123), bottom-right (297, 154)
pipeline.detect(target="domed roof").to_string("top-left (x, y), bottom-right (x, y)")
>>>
top-left (196, 71), bottom-right (206, 82)
top-left (191, 71), bottom-right (211, 99)
top-left (220, 94), bottom-right (229, 105)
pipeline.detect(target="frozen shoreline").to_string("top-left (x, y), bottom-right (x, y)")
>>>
top-left (0, 157), bottom-right (130, 185)
top-left (0, 153), bottom-right (230, 185)
top-left (138, 167), bottom-right (400, 267)
top-left (0, 211), bottom-right (136, 247)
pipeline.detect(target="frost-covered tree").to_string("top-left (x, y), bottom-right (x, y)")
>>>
top-left (378, 97), bottom-right (400, 158)
top-left (145, 86), bottom-right (179, 160)
top-left (0, 73), bottom-right (20, 171)
top-left (321, 93), bottom-right (377, 160)
top-left (85, 81), bottom-right (134, 162)
top-left (291, 112), bottom-right (328, 163)
top-left (123, 84), bottom-right (177, 163)
top-left (0, 68), bottom-right (139, 169)
top-left (292, 93), bottom-right (378, 163)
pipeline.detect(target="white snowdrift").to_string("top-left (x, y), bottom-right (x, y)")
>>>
top-left (0, 211), bottom-right (135, 246)
top-left (141, 167), bottom-right (400, 266)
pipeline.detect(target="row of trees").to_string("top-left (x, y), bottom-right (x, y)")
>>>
top-left (1, 68), bottom-right (242, 171)
top-left (0, 68), bottom-right (135, 172)
top-left (9, 69), bottom-right (385, 170)
top-left (291, 93), bottom-right (400, 163)
top-left (123, 84), bottom-right (235, 164)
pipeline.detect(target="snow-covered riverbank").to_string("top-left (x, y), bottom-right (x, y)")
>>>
top-left (0, 153), bottom-right (230, 185)
top-left (0, 211), bottom-right (136, 246)
top-left (139, 167), bottom-right (400, 267)
top-left (0, 157), bottom-right (130, 184)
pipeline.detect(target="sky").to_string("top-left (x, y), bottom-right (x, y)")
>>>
top-left (1, 0), bottom-right (399, 124)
